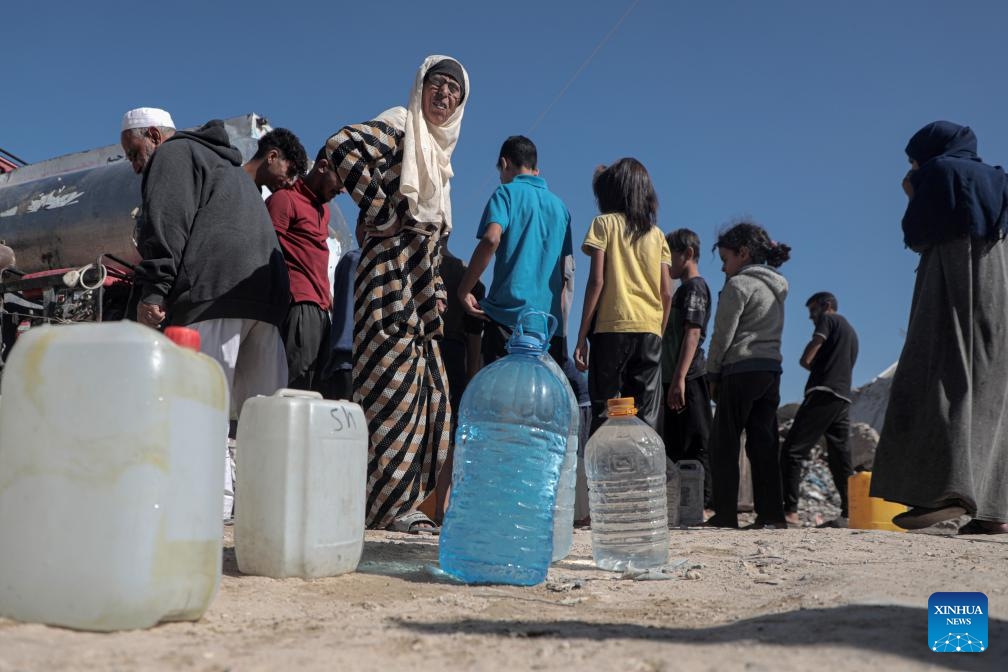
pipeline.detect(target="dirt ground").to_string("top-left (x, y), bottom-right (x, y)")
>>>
top-left (1, 524), bottom-right (1005, 671)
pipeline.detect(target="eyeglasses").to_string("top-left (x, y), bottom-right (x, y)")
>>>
top-left (426, 74), bottom-right (462, 99)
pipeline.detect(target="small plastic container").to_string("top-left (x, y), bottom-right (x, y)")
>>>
top-left (848, 471), bottom-right (908, 532)
top-left (678, 460), bottom-right (705, 526)
top-left (665, 458), bottom-right (681, 528)
top-left (0, 322), bottom-right (228, 631)
top-left (235, 389), bottom-right (368, 578)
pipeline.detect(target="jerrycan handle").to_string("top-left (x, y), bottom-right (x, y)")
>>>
top-left (512, 310), bottom-right (557, 344)
top-left (274, 388), bottom-right (324, 399)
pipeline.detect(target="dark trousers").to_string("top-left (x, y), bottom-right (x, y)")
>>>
top-left (319, 367), bottom-right (353, 401)
top-left (710, 370), bottom-right (784, 525)
top-left (482, 319), bottom-right (567, 366)
top-left (587, 332), bottom-right (663, 434)
top-left (281, 302), bottom-right (331, 391)
top-left (781, 390), bottom-right (853, 516)
top-left (441, 338), bottom-right (468, 436)
top-left (662, 376), bottom-right (713, 508)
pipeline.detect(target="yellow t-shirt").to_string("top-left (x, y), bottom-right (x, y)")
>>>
top-left (582, 213), bottom-right (671, 336)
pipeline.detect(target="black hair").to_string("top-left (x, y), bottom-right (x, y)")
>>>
top-left (666, 228), bottom-right (701, 259)
top-left (315, 146), bottom-right (328, 164)
top-left (713, 219), bottom-right (791, 268)
top-left (592, 158), bottom-right (658, 242)
top-left (806, 292), bottom-right (838, 311)
top-left (253, 128), bottom-right (308, 177)
top-left (498, 135), bottom-right (537, 170)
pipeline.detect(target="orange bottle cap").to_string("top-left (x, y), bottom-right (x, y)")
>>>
top-left (164, 326), bottom-right (201, 352)
top-left (606, 397), bottom-right (637, 416)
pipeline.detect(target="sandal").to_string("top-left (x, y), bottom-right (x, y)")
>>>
top-left (892, 505), bottom-right (967, 530)
top-left (388, 510), bottom-right (440, 536)
top-left (958, 519), bottom-right (1008, 535)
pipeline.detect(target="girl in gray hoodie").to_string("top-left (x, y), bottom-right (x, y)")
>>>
top-left (705, 222), bottom-right (790, 529)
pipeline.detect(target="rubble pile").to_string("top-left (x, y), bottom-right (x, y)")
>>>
top-left (776, 416), bottom-right (880, 527)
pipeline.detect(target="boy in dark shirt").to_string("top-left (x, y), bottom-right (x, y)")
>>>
top-left (781, 292), bottom-right (859, 527)
top-left (661, 229), bottom-right (713, 511)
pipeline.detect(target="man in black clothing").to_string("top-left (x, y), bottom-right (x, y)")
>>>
top-left (122, 108), bottom-right (291, 519)
top-left (781, 292), bottom-right (859, 528)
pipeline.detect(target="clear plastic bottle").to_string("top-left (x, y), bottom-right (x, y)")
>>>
top-left (539, 354), bottom-right (579, 562)
top-left (586, 397), bottom-right (669, 571)
top-left (439, 317), bottom-right (571, 585)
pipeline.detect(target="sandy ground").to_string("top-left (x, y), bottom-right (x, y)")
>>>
top-left (1, 524), bottom-right (1005, 671)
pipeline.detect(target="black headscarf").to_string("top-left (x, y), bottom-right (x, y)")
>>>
top-left (902, 121), bottom-right (1008, 250)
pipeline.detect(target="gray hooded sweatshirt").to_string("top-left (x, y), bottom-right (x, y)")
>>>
top-left (707, 264), bottom-right (788, 382)
top-left (136, 120), bottom-right (290, 327)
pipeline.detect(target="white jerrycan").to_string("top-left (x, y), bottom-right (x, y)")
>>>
top-left (0, 323), bottom-right (228, 631)
top-left (234, 389), bottom-right (368, 578)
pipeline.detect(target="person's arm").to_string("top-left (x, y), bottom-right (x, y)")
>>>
top-left (573, 246), bottom-right (605, 372)
top-left (660, 263), bottom-right (673, 333)
top-left (705, 281), bottom-right (745, 400)
top-left (457, 223), bottom-right (501, 319)
top-left (325, 121), bottom-right (396, 231)
top-left (667, 324), bottom-right (701, 411)
top-left (799, 334), bottom-right (826, 370)
top-left (560, 253), bottom-right (575, 334)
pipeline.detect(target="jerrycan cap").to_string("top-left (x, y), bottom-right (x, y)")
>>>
top-left (507, 332), bottom-right (545, 355)
top-left (164, 326), bottom-right (201, 352)
top-left (606, 397), bottom-right (638, 417)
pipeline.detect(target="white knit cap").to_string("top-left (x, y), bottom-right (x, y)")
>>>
top-left (121, 107), bottom-right (175, 132)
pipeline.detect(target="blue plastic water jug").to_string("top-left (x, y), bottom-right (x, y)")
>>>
top-left (439, 313), bottom-right (572, 585)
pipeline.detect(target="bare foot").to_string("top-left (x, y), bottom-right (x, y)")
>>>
top-left (784, 512), bottom-right (800, 526)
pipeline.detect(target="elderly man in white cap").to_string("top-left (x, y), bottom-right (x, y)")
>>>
top-left (120, 107), bottom-right (292, 520)
top-left (120, 107), bottom-right (176, 174)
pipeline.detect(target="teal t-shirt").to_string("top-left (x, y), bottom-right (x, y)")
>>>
top-left (478, 174), bottom-right (573, 328)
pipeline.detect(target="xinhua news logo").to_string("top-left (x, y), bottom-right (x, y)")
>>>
top-left (929, 592), bottom-right (988, 653)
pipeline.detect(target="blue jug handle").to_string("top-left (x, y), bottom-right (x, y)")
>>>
top-left (511, 309), bottom-right (557, 348)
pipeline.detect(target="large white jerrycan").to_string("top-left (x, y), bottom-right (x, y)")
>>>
top-left (234, 389), bottom-right (368, 578)
top-left (0, 323), bottom-right (229, 631)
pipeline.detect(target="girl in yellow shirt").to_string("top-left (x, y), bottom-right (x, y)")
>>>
top-left (574, 158), bottom-right (672, 433)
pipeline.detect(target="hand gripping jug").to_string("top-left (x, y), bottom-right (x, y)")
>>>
top-left (586, 397), bottom-right (669, 571)
top-left (0, 323), bottom-right (228, 631)
top-left (235, 389), bottom-right (368, 578)
top-left (439, 313), bottom-right (572, 585)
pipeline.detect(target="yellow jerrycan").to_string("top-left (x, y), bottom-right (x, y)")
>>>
top-left (847, 471), bottom-right (908, 531)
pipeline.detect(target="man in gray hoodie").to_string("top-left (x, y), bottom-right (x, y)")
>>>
top-left (122, 108), bottom-right (291, 517)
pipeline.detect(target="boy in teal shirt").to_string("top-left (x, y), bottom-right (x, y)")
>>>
top-left (458, 135), bottom-right (573, 363)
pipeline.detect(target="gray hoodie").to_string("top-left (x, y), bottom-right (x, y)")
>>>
top-left (707, 264), bottom-right (788, 382)
top-left (137, 120), bottom-right (290, 327)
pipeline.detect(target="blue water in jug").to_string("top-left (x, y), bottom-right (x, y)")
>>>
top-left (439, 313), bottom-right (572, 585)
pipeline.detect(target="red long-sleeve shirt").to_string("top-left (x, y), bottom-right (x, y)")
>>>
top-left (266, 179), bottom-right (332, 310)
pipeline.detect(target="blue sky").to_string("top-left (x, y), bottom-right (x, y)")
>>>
top-left (4, 0), bottom-right (1007, 402)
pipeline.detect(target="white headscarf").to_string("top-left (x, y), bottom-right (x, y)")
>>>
top-left (375, 54), bottom-right (469, 233)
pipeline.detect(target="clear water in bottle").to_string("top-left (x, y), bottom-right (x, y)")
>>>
top-left (439, 315), bottom-right (572, 585)
top-left (586, 397), bottom-right (669, 571)
top-left (539, 354), bottom-right (579, 562)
